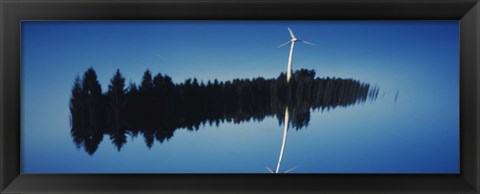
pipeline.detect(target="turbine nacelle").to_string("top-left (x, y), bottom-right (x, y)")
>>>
top-left (277, 27), bottom-right (315, 48)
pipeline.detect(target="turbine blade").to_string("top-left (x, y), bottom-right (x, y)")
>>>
top-left (283, 166), bottom-right (299, 173)
top-left (277, 41), bottom-right (292, 48)
top-left (266, 166), bottom-right (274, 173)
top-left (300, 40), bottom-right (316, 46)
top-left (287, 27), bottom-right (296, 39)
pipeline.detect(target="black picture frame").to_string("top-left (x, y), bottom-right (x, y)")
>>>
top-left (1, 0), bottom-right (479, 193)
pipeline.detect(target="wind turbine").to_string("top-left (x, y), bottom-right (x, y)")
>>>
top-left (265, 27), bottom-right (313, 173)
top-left (278, 27), bottom-right (315, 83)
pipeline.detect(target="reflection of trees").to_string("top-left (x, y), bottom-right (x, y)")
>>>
top-left (70, 68), bottom-right (378, 155)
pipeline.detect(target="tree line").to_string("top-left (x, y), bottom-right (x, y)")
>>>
top-left (70, 67), bottom-right (378, 155)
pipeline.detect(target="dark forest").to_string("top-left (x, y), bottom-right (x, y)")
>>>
top-left (70, 68), bottom-right (379, 155)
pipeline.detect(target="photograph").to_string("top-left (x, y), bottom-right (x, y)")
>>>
top-left (20, 21), bottom-right (459, 174)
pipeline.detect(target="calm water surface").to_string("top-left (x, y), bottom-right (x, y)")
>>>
top-left (21, 87), bottom-right (458, 173)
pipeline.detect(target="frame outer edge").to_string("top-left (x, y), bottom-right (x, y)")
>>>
top-left (471, 1), bottom-right (480, 192)
top-left (477, 1), bottom-right (480, 191)
top-left (461, 1), bottom-right (480, 192)
top-left (1, 0), bottom-right (5, 192)
top-left (1, 1), bottom-right (21, 193)
top-left (1, 0), bottom-right (480, 194)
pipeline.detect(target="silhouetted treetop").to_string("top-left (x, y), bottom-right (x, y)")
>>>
top-left (82, 67), bottom-right (102, 97)
top-left (140, 70), bottom-right (153, 92)
top-left (108, 69), bottom-right (126, 97)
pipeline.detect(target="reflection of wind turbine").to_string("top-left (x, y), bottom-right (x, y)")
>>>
top-left (266, 107), bottom-right (298, 173)
top-left (278, 27), bottom-right (315, 83)
top-left (276, 107), bottom-right (289, 173)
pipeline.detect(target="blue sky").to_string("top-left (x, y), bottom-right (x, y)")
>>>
top-left (21, 21), bottom-right (458, 87)
top-left (21, 21), bottom-right (459, 173)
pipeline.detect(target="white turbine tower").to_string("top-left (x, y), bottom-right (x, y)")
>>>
top-left (278, 27), bottom-right (315, 82)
